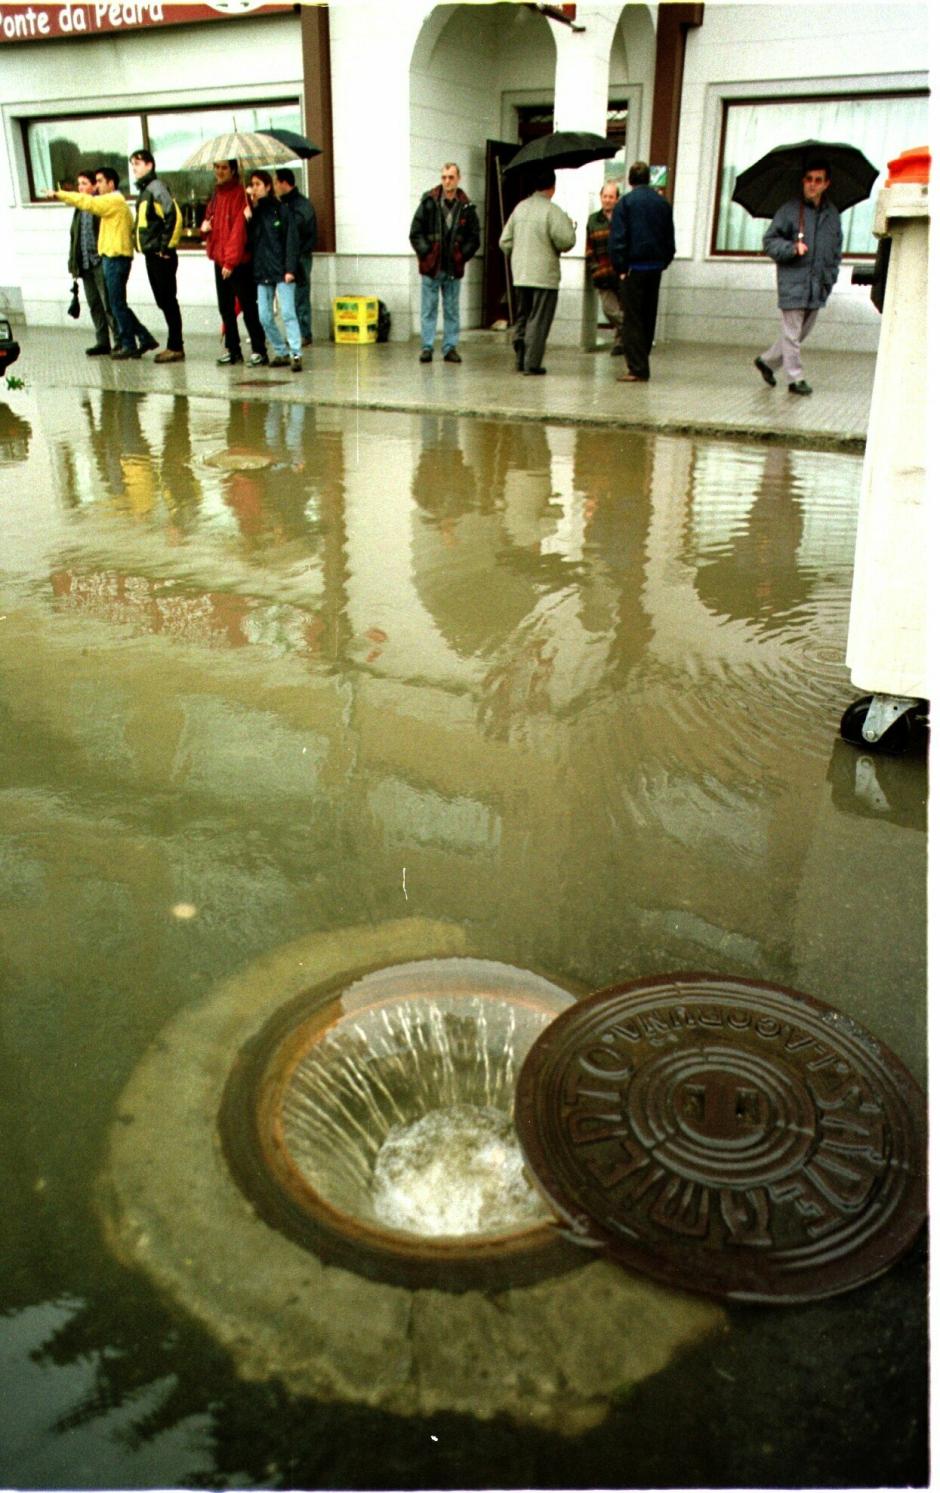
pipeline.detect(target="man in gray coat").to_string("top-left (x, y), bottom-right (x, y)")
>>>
top-left (499, 168), bottom-right (576, 374)
top-left (754, 160), bottom-right (842, 396)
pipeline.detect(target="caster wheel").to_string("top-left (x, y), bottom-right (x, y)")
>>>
top-left (840, 696), bottom-right (912, 754)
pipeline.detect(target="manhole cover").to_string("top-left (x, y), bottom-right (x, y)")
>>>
top-left (204, 448), bottom-right (275, 471)
top-left (515, 975), bottom-right (926, 1303)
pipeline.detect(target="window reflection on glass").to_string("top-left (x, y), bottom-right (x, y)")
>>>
top-left (28, 115), bottom-right (139, 194)
top-left (714, 93), bottom-right (928, 255)
top-left (27, 101), bottom-right (303, 234)
top-left (146, 102), bottom-right (303, 230)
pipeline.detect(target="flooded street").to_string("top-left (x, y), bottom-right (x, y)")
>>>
top-left (0, 387), bottom-right (927, 1488)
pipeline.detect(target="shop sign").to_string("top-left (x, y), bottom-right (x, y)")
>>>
top-left (0, 1), bottom-right (292, 43)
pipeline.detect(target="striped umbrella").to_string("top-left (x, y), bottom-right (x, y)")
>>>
top-left (181, 130), bottom-right (300, 172)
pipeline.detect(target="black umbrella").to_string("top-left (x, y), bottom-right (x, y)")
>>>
top-left (259, 127), bottom-right (321, 160)
top-left (732, 138), bottom-right (879, 217)
top-left (504, 130), bottom-right (616, 175)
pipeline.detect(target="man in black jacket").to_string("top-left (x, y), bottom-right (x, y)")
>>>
top-left (68, 169), bottom-right (116, 356)
top-left (130, 149), bottom-right (184, 362)
top-left (274, 168), bottom-right (318, 347)
top-left (608, 161), bottom-right (675, 383)
top-left (409, 163), bottom-right (480, 363)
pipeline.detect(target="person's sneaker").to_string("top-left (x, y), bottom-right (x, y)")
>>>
top-left (217, 351), bottom-right (242, 365)
top-left (137, 334), bottom-right (159, 354)
top-left (154, 349), bottom-right (185, 363)
top-left (301, 336), bottom-right (313, 347)
top-left (291, 356), bottom-right (303, 373)
top-left (269, 354), bottom-right (291, 368)
top-left (248, 352), bottom-right (269, 367)
top-left (443, 348), bottom-right (462, 363)
top-left (86, 344), bottom-right (110, 356)
top-left (754, 356), bottom-right (776, 387)
top-left (110, 347), bottom-right (135, 360)
top-left (419, 348), bottom-right (432, 363)
top-left (788, 379), bottom-right (812, 395)
top-left (524, 367), bottom-right (547, 376)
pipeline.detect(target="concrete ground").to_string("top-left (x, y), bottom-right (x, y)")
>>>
top-left (11, 324), bottom-right (876, 450)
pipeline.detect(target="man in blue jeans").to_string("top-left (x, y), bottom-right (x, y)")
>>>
top-left (409, 163), bottom-right (480, 363)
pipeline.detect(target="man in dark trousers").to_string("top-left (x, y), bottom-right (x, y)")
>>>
top-left (608, 161), bottom-right (675, 383)
top-left (409, 162), bottom-right (480, 363)
top-left (201, 159), bottom-right (268, 367)
top-left (498, 168), bottom-right (576, 376)
top-left (130, 149), bottom-right (184, 362)
top-left (274, 168), bottom-right (318, 347)
top-left (67, 168), bottom-right (116, 356)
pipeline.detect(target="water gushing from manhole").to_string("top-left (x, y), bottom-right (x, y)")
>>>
top-left (220, 958), bottom-right (580, 1286)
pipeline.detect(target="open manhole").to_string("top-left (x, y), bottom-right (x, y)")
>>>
top-left (515, 974), bottom-right (927, 1304)
top-left (219, 958), bottom-right (585, 1290)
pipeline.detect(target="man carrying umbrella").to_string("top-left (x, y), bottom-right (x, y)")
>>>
top-left (754, 158), bottom-right (843, 396)
top-left (201, 159), bottom-right (269, 368)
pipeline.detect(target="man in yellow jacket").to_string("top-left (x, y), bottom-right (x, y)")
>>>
top-left (48, 167), bottom-right (157, 360)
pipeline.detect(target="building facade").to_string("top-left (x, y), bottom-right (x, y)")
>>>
top-left (0, 0), bottom-right (929, 351)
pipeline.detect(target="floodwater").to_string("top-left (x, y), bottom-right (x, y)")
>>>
top-left (0, 387), bottom-right (927, 1489)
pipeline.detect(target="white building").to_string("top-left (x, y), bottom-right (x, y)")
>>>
top-left (0, 0), bottom-right (929, 351)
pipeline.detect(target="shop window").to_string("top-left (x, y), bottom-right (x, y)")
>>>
top-left (26, 114), bottom-right (141, 194)
top-left (24, 99), bottom-right (302, 243)
top-left (712, 91), bottom-right (928, 256)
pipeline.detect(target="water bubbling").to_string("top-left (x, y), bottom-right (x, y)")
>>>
top-left (371, 1104), bottom-right (548, 1235)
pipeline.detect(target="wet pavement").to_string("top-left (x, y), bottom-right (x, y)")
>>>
top-left (14, 324), bottom-right (875, 449)
top-left (0, 342), bottom-right (927, 1491)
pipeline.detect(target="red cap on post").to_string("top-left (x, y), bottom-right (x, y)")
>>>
top-left (885, 147), bottom-right (931, 185)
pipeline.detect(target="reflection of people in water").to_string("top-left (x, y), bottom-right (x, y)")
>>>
top-left (0, 403), bottom-right (31, 465)
top-left (692, 446), bottom-right (811, 630)
top-left (223, 398), bottom-right (333, 550)
top-left (572, 425), bottom-right (654, 666)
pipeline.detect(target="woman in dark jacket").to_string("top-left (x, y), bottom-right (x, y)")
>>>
top-left (245, 170), bottom-right (303, 371)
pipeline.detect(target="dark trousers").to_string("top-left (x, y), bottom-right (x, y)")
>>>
top-left (295, 253), bottom-right (313, 340)
top-left (145, 251), bottom-right (183, 350)
top-left (214, 261), bottom-right (266, 359)
top-left (618, 268), bottom-right (662, 380)
top-left (80, 262), bottom-right (115, 348)
top-left (513, 286), bottom-right (558, 372)
top-left (101, 255), bottom-right (152, 353)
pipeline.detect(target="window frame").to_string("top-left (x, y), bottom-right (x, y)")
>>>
top-left (21, 96), bottom-right (302, 245)
top-left (709, 87), bottom-right (930, 260)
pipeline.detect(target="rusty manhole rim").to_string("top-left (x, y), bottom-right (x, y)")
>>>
top-left (515, 972), bottom-right (927, 1305)
top-left (218, 958), bottom-right (585, 1291)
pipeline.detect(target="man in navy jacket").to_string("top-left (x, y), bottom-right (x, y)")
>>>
top-left (608, 161), bottom-right (675, 383)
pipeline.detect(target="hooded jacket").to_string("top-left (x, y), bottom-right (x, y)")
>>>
top-left (409, 185), bottom-right (480, 279)
top-left (203, 175), bottom-right (251, 272)
top-left (246, 192), bottom-right (300, 283)
top-left (763, 195), bottom-right (843, 310)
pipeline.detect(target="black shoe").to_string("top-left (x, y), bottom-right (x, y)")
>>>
top-left (269, 354), bottom-right (291, 368)
top-left (137, 334), bottom-right (159, 354)
top-left (248, 352), bottom-right (269, 367)
top-left (443, 348), bottom-right (462, 363)
top-left (291, 356), bottom-right (303, 373)
top-left (301, 336), bottom-right (313, 348)
top-left (524, 367), bottom-right (546, 376)
top-left (754, 356), bottom-right (776, 387)
top-left (419, 348), bottom-right (432, 363)
top-left (788, 379), bottom-right (812, 396)
top-left (610, 343), bottom-right (623, 356)
top-left (110, 347), bottom-right (136, 360)
top-left (217, 351), bottom-right (243, 366)
top-left (86, 344), bottom-right (110, 356)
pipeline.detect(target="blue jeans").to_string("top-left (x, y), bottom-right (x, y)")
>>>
top-left (420, 273), bottom-right (460, 352)
top-left (257, 280), bottom-right (302, 357)
top-left (101, 255), bottom-right (151, 352)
